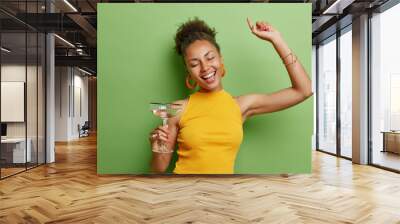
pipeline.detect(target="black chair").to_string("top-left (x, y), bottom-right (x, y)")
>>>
top-left (79, 121), bottom-right (90, 138)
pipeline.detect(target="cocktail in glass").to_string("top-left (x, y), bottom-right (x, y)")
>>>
top-left (149, 102), bottom-right (182, 153)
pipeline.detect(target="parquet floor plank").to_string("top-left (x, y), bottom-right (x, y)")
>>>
top-left (1, 134), bottom-right (400, 223)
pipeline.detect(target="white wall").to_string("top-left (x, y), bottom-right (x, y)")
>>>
top-left (55, 67), bottom-right (89, 141)
top-left (1, 63), bottom-right (46, 164)
top-left (1, 65), bottom-right (40, 138)
top-left (1, 66), bottom-right (26, 135)
top-left (55, 66), bottom-right (70, 141)
top-left (72, 73), bottom-right (89, 138)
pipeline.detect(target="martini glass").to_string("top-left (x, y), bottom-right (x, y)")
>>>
top-left (149, 102), bottom-right (182, 153)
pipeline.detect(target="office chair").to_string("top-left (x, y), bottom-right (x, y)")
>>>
top-left (79, 121), bottom-right (90, 138)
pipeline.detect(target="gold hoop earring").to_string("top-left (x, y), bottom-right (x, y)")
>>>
top-left (221, 63), bottom-right (226, 77)
top-left (185, 76), bottom-right (197, 89)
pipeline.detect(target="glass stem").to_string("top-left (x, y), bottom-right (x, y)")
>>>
top-left (162, 118), bottom-right (168, 126)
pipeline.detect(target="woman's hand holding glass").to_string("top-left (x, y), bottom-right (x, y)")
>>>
top-left (149, 125), bottom-right (172, 153)
top-left (149, 102), bottom-right (181, 153)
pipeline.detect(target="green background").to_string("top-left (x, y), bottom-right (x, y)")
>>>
top-left (98, 3), bottom-right (313, 174)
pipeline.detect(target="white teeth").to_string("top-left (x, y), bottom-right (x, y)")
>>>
top-left (203, 72), bottom-right (215, 79)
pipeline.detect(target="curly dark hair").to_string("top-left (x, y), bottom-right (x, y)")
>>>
top-left (174, 17), bottom-right (220, 56)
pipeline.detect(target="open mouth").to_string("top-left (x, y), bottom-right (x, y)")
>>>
top-left (201, 71), bottom-right (216, 83)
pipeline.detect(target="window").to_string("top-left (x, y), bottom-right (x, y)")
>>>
top-left (339, 27), bottom-right (352, 158)
top-left (371, 3), bottom-right (400, 171)
top-left (317, 36), bottom-right (337, 154)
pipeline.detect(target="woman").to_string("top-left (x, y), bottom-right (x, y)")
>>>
top-left (149, 17), bottom-right (312, 174)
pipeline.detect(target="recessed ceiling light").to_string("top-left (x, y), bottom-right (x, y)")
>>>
top-left (1, 47), bottom-right (11, 53)
top-left (63, 0), bottom-right (78, 12)
top-left (54, 34), bottom-right (75, 48)
top-left (78, 67), bottom-right (93, 76)
top-left (322, 0), bottom-right (353, 15)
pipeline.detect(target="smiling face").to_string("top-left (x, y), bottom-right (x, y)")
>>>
top-left (183, 40), bottom-right (224, 92)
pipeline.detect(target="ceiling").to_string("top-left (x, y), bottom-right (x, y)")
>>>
top-left (0, 0), bottom-right (394, 75)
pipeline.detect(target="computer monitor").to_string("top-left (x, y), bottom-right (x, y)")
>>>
top-left (1, 123), bottom-right (7, 137)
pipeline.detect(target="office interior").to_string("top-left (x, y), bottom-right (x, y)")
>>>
top-left (0, 0), bottom-right (399, 222)
top-left (0, 0), bottom-right (97, 179)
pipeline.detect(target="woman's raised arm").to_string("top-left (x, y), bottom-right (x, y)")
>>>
top-left (237, 18), bottom-right (312, 120)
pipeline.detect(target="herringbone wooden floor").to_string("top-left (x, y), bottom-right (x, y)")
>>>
top-left (1, 134), bottom-right (400, 224)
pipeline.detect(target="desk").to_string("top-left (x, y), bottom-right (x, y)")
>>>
top-left (381, 131), bottom-right (400, 154)
top-left (1, 138), bottom-right (31, 163)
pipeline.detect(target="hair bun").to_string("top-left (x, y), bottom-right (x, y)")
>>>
top-left (174, 17), bottom-right (219, 55)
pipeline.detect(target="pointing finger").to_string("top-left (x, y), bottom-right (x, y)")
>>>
top-left (246, 17), bottom-right (254, 32)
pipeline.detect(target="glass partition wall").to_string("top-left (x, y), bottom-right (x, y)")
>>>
top-left (316, 26), bottom-right (353, 159)
top-left (0, 2), bottom-right (46, 179)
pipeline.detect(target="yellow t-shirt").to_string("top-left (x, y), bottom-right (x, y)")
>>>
top-left (174, 89), bottom-right (243, 174)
